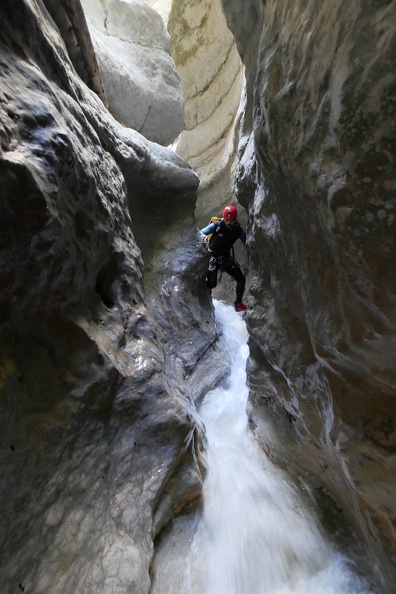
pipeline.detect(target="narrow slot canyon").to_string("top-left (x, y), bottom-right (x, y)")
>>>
top-left (0, 1), bottom-right (395, 594)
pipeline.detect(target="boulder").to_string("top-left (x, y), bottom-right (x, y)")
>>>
top-left (80, 0), bottom-right (185, 145)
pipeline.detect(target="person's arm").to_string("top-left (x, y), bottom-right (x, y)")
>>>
top-left (200, 222), bottom-right (216, 236)
top-left (239, 230), bottom-right (247, 245)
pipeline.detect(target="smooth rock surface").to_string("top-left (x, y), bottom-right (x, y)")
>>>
top-left (163, 0), bottom-right (250, 307)
top-left (0, 1), bottom-right (219, 592)
top-left (220, 0), bottom-right (396, 591)
top-left (2, 1), bottom-right (396, 593)
top-left (146, 0), bottom-right (171, 24)
top-left (80, 0), bottom-right (184, 145)
top-left (168, 0), bottom-right (244, 225)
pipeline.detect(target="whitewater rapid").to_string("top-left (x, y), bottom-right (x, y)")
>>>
top-left (151, 300), bottom-right (374, 594)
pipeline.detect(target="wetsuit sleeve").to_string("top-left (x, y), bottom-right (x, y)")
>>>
top-left (200, 223), bottom-right (216, 235)
top-left (239, 230), bottom-right (247, 245)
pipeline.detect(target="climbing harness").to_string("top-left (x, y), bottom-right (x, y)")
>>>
top-left (208, 256), bottom-right (217, 272)
top-left (209, 254), bottom-right (241, 282)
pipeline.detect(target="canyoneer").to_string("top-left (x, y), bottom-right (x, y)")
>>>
top-left (200, 205), bottom-right (247, 312)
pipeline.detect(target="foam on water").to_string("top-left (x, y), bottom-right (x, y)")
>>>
top-left (151, 300), bottom-right (374, 594)
top-left (197, 300), bottom-right (372, 594)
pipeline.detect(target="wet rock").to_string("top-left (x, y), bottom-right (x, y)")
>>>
top-left (221, 0), bottom-right (396, 590)
top-left (0, 1), bottom-right (218, 593)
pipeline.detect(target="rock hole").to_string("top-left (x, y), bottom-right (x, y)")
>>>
top-left (95, 253), bottom-right (122, 309)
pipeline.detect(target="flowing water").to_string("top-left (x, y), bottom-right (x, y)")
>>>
top-left (151, 300), bottom-right (374, 594)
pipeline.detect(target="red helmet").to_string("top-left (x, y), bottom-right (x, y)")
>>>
top-left (222, 205), bottom-right (238, 219)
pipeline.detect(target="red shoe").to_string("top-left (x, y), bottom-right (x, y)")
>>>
top-left (235, 302), bottom-right (247, 312)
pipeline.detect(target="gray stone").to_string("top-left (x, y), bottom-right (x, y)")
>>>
top-left (0, 1), bottom-right (218, 592)
top-left (2, 1), bottom-right (396, 593)
top-left (80, 0), bottom-right (184, 145)
top-left (220, 0), bottom-right (396, 590)
top-left (167, 0), bottom-right (245, 226)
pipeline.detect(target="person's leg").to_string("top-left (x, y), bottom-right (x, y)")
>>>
top-left (206, 255), bottom-right (219, 289)
top-left (225, 259), bottom-right (246, 304)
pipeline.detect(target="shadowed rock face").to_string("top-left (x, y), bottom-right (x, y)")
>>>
top-left (1, 0), bottom-right (395, 592)
top-left (220, 0), bottom-right (396, 590)
top-left (0, 1), bottom-right (223, 592)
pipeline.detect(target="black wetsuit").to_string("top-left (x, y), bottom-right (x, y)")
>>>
top-left (204, 220), bottom-right (246, 304)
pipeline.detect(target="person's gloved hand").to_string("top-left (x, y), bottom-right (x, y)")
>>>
top-left (199, 233), bottom-right (210, 250)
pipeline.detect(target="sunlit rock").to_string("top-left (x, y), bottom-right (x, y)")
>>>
top-left (161, 0), bottom-right (249, 307)
top-left (167, 0), bottom-right (244, 225)
top-left (220, 0), bottom-right (396, 590)
top-left (80, 0), bottom-right (184, 145)
top-left (146, 0), bottom-right (172, 24)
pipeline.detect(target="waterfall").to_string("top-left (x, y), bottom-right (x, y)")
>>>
top-left (151, 301), bottom-right (374, 594)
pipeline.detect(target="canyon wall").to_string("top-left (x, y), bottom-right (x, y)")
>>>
top-left (219, 0), bottom-right (396, 590)
top-left (46, 0), bottom-right (185, 145)
top-left (165, 0), bottom-right (249, 305)
top-left (0, 1), bottom-right (221, 592)
top-left (167, 0), bottom-right (244, 225)
top-left (1, 0), bottom-right (395, 592)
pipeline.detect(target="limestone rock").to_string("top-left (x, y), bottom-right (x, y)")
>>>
top-left (0, 1), bottom-right (218, 593)
top-left (146, 0), bottom-right (172, 24)
top-left (221, 0), bottom-right (396, 590)
top-left (168, 0), bottom-right (244, 226)
top-left (80, 0), bottom-right (184, 145)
